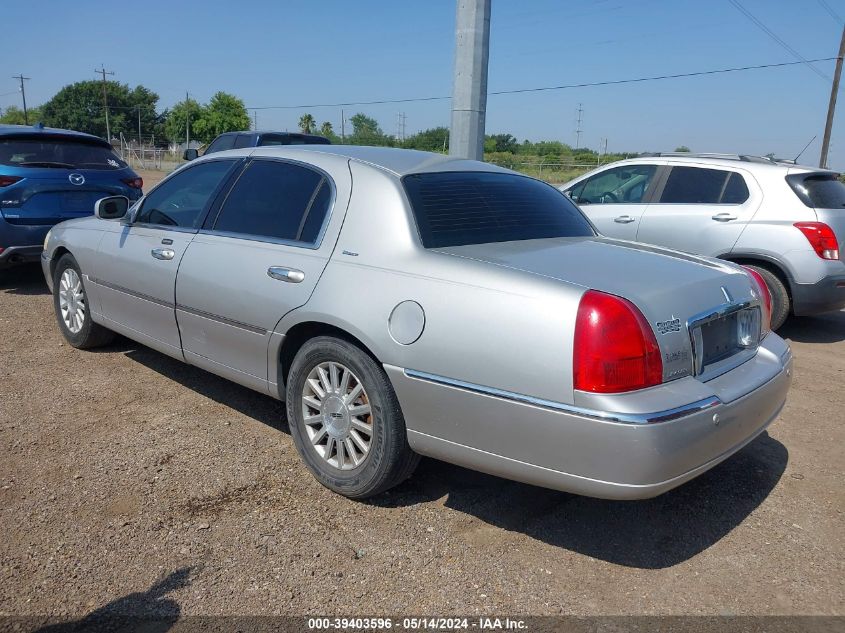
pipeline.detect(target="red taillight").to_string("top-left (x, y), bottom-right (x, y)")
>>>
top-left (794, 222), bottom-right (840, 260)
top-left (573, 290), bottom-right (663, 393)
top-left (0, 175), bottom-right (21, 187)
top-left (122, 177), bottom-right (143, 189)
top-left (742, 267), bottom-right (772, 334)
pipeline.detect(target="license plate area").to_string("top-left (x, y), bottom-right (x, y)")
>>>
top-left (62, 192), bottom-right (94, 213)
top-left (691, 304), bottom-right (761, 378)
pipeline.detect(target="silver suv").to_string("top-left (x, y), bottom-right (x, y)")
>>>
top-left (560, 153), bottom-right (845, 329)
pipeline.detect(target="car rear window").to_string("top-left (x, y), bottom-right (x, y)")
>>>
top-left (259, 134), bottom-right (331, 146)
top-left (403, 171), bottom-right (595, 248)
top-left (0, 137), bottom-right (127, 170)
top-left (787, 173), bottom-right (845, 209)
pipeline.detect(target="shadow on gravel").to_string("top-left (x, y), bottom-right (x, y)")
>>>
top-left (0, 263), bottom-right (49, 296)
top-left (33, 566), bottom-right (194, 632)
top-left (123, 347), bottom-right (288, 433)
top-left (378, 432), bottom-right (788, 569)
top-left (779, 310), bottom-right (845, 344)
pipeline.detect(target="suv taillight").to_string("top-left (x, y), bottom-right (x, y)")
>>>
top-left (122, 177), bottom-right (143, 189)
top-left (0, 175), bottom-right (21, 187)
top-left (573, 290), bottom-right (663, 393)
top-left (794, 222), bottom-right (840, 260)
top-left (742, 267), bottom-right (772, 334)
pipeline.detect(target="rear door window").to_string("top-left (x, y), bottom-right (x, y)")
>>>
top-left (211, 159), bottom-right (331, 244)
top-left (660, 167), bottom-right (748, 204)
top-left (0, 137), bottom-right (127, 170)
top-left (569, 165), bottom-right (657, 204)
top-left (404, 171), bottom-right (595, 248)
top-left (205, 134), bottom-right (237, 155)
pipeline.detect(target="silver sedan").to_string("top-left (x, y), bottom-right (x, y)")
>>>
top-left (41, 145), bottom-right (792, 499)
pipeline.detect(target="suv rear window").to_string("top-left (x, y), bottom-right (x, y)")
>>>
top-left (787, 173), bottom-right (845, 209)
top-left (403, 171), bottom-right (595, 248)
top-left (0, 137), bottom-right (127, 170)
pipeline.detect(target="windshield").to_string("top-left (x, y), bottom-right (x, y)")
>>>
top-left (403, 171), bottom-right (595, 248)
top-left (0, 137), bottom-right (128, 170)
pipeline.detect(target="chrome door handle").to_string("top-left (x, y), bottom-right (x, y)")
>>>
top-left (613, 215), bottom-right (636, 224)
top-left (151, 248), bottom-right (175, 260)
top-left (268, 266), bottom-right (305, 283)
top-left (711, 213), bottom-right (738, 222)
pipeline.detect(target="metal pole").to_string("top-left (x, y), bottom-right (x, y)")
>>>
top-left (95, 66), bottom-right (114, 140)
top-left (341, 108), bottom-right (345, 143)
top-left (820, 25), bottom-right (845, 169)
top-left (12, 74), bottom-right (30, 124)
top-left (185, 91), bottom-right (190, 148)
top-left (449, 0), bottom-right (491, 160)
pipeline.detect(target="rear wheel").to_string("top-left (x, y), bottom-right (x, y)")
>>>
top-left (286, 336), bottom-right (419, 499)
top-left (745, 264), bottom-right (790, 330)
top-left (53, 254), bottom-right (115, 349)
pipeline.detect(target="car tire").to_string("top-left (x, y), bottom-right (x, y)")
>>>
top-left (746, 265), bottom-right (790, 330)
top-left (52, 254), bottom-right (115, 349)
top-left (286, 336), bottom-right (419, 499)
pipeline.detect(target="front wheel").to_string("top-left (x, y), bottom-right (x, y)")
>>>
top-left (52, 254), bottom-right (115, 349)
top-left (285, 336), bottom-right (419, 499)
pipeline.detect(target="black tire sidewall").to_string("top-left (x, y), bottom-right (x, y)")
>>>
top-left (286, 336), bottom-right (403, 498)
top-left (747, 265), bottom-right (790, 330)
top-left (53, 254), bottom-right (96, 348)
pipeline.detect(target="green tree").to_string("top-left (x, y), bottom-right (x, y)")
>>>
top-left (319, 121), bottom-right (333, 137)
top-left (164, 98), bottom-right (204, 145)
top-left (403, 126), bottom-right (449, 152)
top-left (349, 113), bottom-right (391, 145)
top-left (0, 105), bottom-right (43, 125)
top-left (299, 113), bottom-right (316, 134)
top-left (192, 92), bottom-right (250, 143)
top-left (486, 133), bottom-right (518, 153)
top-left (40, 80), bottom-right (159, 140)
top-left (674, 145), bottom-right (691, 152)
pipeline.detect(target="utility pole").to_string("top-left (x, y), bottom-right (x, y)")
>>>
top-left (185, 91), bottom-right (190, 148)
top-left (12, 74), bottom-right (30, 124)
top-left (253, 110), bottom-right (258, 131)
top-left (341, 108), bottom-right (345, 143)
top-left (575, 103), bottom-right (583, 149)
top-left (449, 0), bottom-right (491, 160)
top-left (95, 66), bottom-right (114, 141)
top-left (820, 24), bottom-right (845, 169)
top-left (396, 112), bottom-right (407, 143)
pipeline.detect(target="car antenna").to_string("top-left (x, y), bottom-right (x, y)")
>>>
top-left (793, 135), bottom-right (817, 163)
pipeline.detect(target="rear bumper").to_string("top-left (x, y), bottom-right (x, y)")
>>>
top-left (389, 334), bottom-right (792, 500)
top-left (0, 244), bottom-right (43, 268)
top-left (791, 272), bottom-right (845, 316)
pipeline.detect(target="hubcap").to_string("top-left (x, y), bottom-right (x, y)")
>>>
top-left (59, 268), bottom-right (85, 334)
top-left (301, 361), bottom-right (374, 471)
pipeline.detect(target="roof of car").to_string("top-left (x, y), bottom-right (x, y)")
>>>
top-left (234, 144), bottom-right (508, 177)
top-left (0, 123), bottom-right (110, 146)
top-left (611, 153), bottom-right (835, 174)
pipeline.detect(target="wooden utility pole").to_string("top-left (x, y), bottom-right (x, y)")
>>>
top-left (820, 25), bottom-right (845, 169)
top-left (12, 74), bottom-right (30, 124)
top-left (95, 66), bottom-right (115, 141)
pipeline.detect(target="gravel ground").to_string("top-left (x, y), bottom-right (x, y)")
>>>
top-left (0, 264), bottom-right (842, 621)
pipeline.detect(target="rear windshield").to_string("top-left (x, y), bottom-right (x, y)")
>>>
top-left (787, 173), bottom-right (845, 209)
top-left (0, 137), bottom-right (127, 170)
top-left (403, 171), bottom-right (595, 248)
top-left (259, 134), bottom-right (331, 146)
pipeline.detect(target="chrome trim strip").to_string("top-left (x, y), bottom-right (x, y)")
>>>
top-left (89, 276), bottom-right (173, 309)
top-left (175, 304), bottom-right (267, 335)
top-left (403, 369), bottom-right (721, 425)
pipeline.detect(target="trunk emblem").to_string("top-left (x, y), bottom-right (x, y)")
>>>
top-left (69, 173), bottom-right (85, 186)
top-left (655, 317), bottom-right (681, 335)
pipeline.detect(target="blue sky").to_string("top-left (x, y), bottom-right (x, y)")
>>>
top-left (2, 0), bottom-right (843, 167)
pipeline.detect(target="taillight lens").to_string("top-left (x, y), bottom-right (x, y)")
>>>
top-left (122, 177), bottom-right (144, 189)
top-left (574, 290), bottom-right (663, 393)
top-left (0, 175), bottom-right (22, 187)
top-left (794, 222), bottom-right (839, 260)
top-left (742, 267), bottom-right (772, 334)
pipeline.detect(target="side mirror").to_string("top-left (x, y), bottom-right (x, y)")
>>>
top-left (95, 196), bottom-right (129, 220)
top-left (183, 148), bottom-right (198, 161)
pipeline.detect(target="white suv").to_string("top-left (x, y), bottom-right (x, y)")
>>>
top-left (560, 153), bottom-right (845, 329)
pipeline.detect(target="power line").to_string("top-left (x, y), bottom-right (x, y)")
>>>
top-left (246, 57), bottom-right (838, 110)
top-left (728, 0), bottom-right (829, 81)
top-left (818, 0), bottom-right (843, 24)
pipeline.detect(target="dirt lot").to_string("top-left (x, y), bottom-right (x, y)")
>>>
top-left (0, 264), bottom-right (842, 621)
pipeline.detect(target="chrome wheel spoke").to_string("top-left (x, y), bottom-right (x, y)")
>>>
top-left (59, 269), bottom-right (85, 334)
top-left (302, 360), bottom-right (375, 471)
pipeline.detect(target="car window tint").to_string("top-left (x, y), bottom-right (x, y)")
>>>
top-left (404, 171), bottom-right (595, 248)
top-left (721, 172), bottom-right (750, 204)
top-left (233, 134), bottom-right (253, 149)
top-left (136, 160), bottom-right (234, 228)
top-left (213, 160), bottom-right (329, 243)
top-left (798, 175), bottom-right (845, 208)
top-left (0, 138), bottom-right (127, 170)
top-left (661, 167), bottom-right (735, 204)
top-left (575, 165), bottom-right (657, 204)
top-left (205, 134), bottom-right (236, 155)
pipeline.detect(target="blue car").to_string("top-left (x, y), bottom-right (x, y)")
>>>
top-left (0, 123), bottom-right (143, 268)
